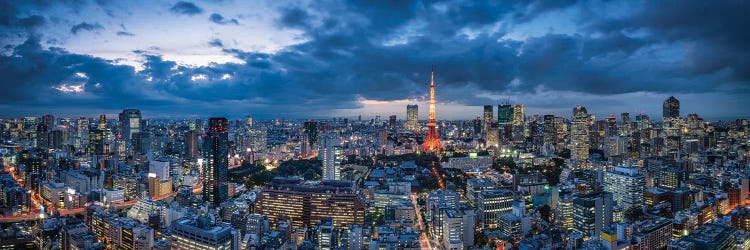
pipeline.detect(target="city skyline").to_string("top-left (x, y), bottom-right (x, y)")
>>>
top-left (1, 1), bottom-right (749, 120)
top-left (2, 1), bottom-right (750, 249)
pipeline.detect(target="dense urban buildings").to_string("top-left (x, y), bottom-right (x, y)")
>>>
top-left (0, 1), bottom-right (747, 248)
top-left (0, 87), bottom-right (748, 250)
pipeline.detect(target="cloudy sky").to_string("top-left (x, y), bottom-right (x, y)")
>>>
top-left (0, 0), bottom-right (748, 120)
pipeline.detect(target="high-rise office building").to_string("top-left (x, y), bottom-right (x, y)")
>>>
top-left (132, 131), bottom-right (152, 154)
top-left (621, 112), bottom-right (632, 136)
top-left (605, 115), bottom-right (618, 137)
top-left (663, 96), bottom-right (680, 119)
top-left (42, 114), bottom-right (54, 129)
top-left (573, 191), bottom-right (613, 240)
top-left (512, 104), bottom-right (525, 143)
top-left (320, 137), bottom-right (341, 180)
top-left (118, 109), bottom-right (141, 142)
top-left (98, 115), bottom-right (107, 130)
top-left (405, 104), bottom-right (419, 131)
top-left (603, 166), bottom-right (645, 210)
top-left (35, 123), bottom-right (49, 148)
top-left (476, 189), bottom-right (514, 227)
top-left (303, 120), bottom-right (318, 147)
top-left (497, 103), bottom-right (512, 125)
top-left (441, 207), bottom-right (475, 249)
top-left (542, 115), bottom-right (557, 145)
top-left (388, 115), bottom-right (396, 128)
top-left (571, 106), bottom-right (590, 169)
top-left (184, 130), bottom-right (198, 159)
top-left (662, 96), bottom-right (682, 155)
top-left (203, 117), bottom-right (229, 205)
top-left (483, 105), bottom-right (493, 135)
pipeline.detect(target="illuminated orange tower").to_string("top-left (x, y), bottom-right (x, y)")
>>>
top-left (422, 66), bottom-right (443, 151)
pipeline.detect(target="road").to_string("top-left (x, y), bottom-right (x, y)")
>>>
top-left (411, 194), bottom-right (435, 249)
top-left (1, 164), bottom-right (182, 222)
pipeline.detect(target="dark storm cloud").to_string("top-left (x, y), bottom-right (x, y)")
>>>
top-left (0, 1), bottom-right (46, 31)
top-left (169, 1), bottom-right (203, 16)
top-left (70, 22), bottom-right (103, 34)
top-left (0, 0), bottom-right (748, 118)
top-left (209, 13), bottom-right (238, 25)
top-left (17, 15), bottom-right (45, 29)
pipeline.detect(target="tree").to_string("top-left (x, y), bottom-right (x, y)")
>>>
top-left (538, 205), bottom-right (552, 223)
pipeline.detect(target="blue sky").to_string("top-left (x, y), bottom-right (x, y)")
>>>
top-left (0, 0), bottom-right (748, 120)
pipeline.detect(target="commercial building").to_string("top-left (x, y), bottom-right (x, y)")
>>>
top-left (603, 166), bottom-right (645, 209)
top-left (254, 177), bottom-right (365, 230)
top-left (171, 217), bottom-right (234, 250)
top-left (203, 117), bottom-right (229, 205)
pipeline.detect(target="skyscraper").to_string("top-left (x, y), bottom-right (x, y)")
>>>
top-left (511, 104), bottom-right (525, 143)
top-left (320, 137), bottom-right (341, 180)
top-left (388, 115), bottom-right (396, 128)
top-left (605, 115), bottom-right (618, 137)
top-left (303, 120), bottom-right (319, 147)
top-left (118, 109), bottom-right (142, 142)
top-left (483, 105), bottom-right (493, 136)
top-left (662, 96), bottom-right (681, 155)
top-left (203, 117), bottom-right (229, 205)
top-left (422, 67), bottom-right (443, 151)
top-left (497, 103), bottom-right (512, 125)
top-left (621, 112), bottom-right (632, 136)
top-left (405, 104), bottom-right (419, 131)
top-left (663, 96), bottom-right (680, 119)
top-left (184, 130), bottom-right (198, 159)
top-left (571, 106), bottom-right (590, 169)
top-left (42, 114), bottom-right (54, 129)
top-left (98, 114), bottom-right (107, 130)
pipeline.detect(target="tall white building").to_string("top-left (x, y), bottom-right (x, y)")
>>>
top-left (441, 208), bottom-right (475, 249)
top-left (149, 159), bottom-right (170, 180)
top-left (603, 166), bottom-right (645, 210)
top-left (320, 137), bottom-right (342, 180)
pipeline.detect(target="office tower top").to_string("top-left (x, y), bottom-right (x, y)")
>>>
top-left (663, 96), bottom-right (680, 118)
top-left (118, 109), bottom-right (142, 142)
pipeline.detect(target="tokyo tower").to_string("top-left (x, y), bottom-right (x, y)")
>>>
top-left (422, 66), bottom-right (443, 151)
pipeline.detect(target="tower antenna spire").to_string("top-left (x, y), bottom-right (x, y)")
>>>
top-left (422, 66), bottom-right (442, 151)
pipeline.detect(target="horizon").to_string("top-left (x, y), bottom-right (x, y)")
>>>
top-left (1, 1), bottom-right (748, 120)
